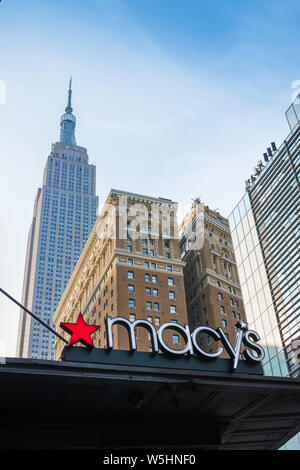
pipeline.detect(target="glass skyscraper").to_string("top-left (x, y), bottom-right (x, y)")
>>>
top-left (229, 95), bottom-right (300, 449)
top-left (16, 80), bottom-right (98, 360)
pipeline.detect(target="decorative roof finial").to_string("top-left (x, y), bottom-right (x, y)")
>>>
top-left (60, 77), bottom-right (77, 146)
top-left (65, 76), bottom-right (73, 114)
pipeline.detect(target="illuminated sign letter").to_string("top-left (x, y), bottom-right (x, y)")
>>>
top-left (191, 327), bottom-right (224, 359)
top-left (106, 316), bottom-right (159, 353)
top-left (157, 323), bottom-right (193, 356)
top-left (243, 330), bottom-right (265, 363)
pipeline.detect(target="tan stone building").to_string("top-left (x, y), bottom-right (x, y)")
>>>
top-left (179, 200), bottom-right (247, 355)
top-left (54, 189), bottom-right (188, 359)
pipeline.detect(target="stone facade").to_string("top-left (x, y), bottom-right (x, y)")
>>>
top-left (54, 189), bottom-right (188, 359)
top-left (179, 202), bottom-right (247, 355)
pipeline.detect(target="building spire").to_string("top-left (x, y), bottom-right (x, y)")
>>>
top-left (60, 77), bottom-right (77, 146)
top-left (65, 76), bottom-right (73, 114)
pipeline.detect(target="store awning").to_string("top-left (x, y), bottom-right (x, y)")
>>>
top-left (0, 351), bottom-right (299, 450)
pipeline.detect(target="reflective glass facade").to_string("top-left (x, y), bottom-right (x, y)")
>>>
top-left (286, 94), bottom-right (300, 132)
top-left (229, 109), bottom-right (300, 450)
top-left (229, 193), bottom-right (289, 377)
top-left (229, 122), bottom-right (300, 377)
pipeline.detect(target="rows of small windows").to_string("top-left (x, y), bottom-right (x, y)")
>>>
top-left (216, 280), bottom-right (237, 295)
top-left (127, 270), bottom-right (176, 314)
top-left (128, 284), bottom-right (175, 301)
top-left (129, 314), bottom-right (161, 326)
top-left (217, 291), bottom-right (239, 308)
top-left (126, 238), bottom-right (171, 258)
top-left (127, 259), bottom-right (173, 273)
top-left (127, 270), bottom-right (175, 285)
top-left (48, 159), bottom-right (93, 194)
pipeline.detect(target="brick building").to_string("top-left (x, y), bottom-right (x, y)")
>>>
top-left (54, 189), bottom-right (188, 359)
top-left (179, 200), bottom-right (247, 355)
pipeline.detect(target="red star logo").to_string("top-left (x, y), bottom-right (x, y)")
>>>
top-left (60, 313), bottom-right (100, 348)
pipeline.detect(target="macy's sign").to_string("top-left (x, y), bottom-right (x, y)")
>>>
top-left (60, 313), bottom-right (265, 371)
top-left (105, 317), bottom-right (265, 370)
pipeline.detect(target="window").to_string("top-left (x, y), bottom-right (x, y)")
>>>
top-left (126, 245), bottom-right (132, 252)
top-left (230, 298), bottom-right (234, 305)
top-left (128, 271), bottom-right (134, 279)
top-left (220, 305), bottom-right (225, 314)
top-left (128, 259), bottom-right (133, 265)
top-left (144, 262), bottom-right (149, 268)
top-left (237, 313), bottom-right (241, 320)
top-left (143, 249), bottom-right (148, 255)
top-left (155, 317), bottom-right (160, 326)
top-left (151, 263), bottom-right (156, 269)
top-left (146, 287), bottom-right (151, 295)
top-left (170, 305), bottom-right (177, 314)
top-left (149, 250), bottom-right (154, 256)
top-left (129, 299), bottom-right (135, 308)
top-left (164, 241), bottom-right (169, 248)
top-left (153, 289), bottom-right (158, 297)
top-left (169, 291), bottom-right (175, 300)
top-left (147, 316), bottom-right (152, 323)
top-left (146, 302), bottom-right (152, 310)
top-left (222, 319), bottom-right (227, 328)
top-left (167, 266), bottom-right (172, 272)
top-left (232, 311), bottom-right (236, 319)
top-left (165, 253), bottom-right (170, 259)
top-left (154, 303), bottom-right (159, 311)
top-left (152, 275), bottom-right (157, 283)
top-left (129, 314), bottom-right (136, 322)
top-left (235, 300), bottom-right (239, 308)
top-left (168, 278), bottom-right (174, 286)
top-left (145, 273), bottom-right (150, 282)
top-left (217, 281), bottom-right (221, 287)
top-left (128, 285), bottom-right (135, 293)
top-left (173, 335), bottom-right (179, 345)
top-left (218, 292), bottom-right (223, 301)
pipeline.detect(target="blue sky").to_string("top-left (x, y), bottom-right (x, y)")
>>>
top-left (0, 0), bottom-right (299, 356)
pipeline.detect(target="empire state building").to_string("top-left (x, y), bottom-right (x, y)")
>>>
top-left (16, 80), bottom-right (98, 359)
